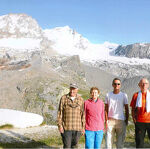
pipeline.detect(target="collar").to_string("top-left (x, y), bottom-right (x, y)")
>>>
top-left (89, 98), bottom-right (99, 103)
top-left (66, 93), bottom-right (79, 100)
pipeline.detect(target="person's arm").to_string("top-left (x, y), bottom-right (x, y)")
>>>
top-left (130, 93), bottom-right (137, 124)
top-left (105, 93), bottom-right (109, 123)
top-left (124, 104), bottom-right (129, 125)
top-left (102, 102), bottom-right (105, 123)
top-left (131, 107), bottom-right (136, 124)
top-left (81, 98), bottom-right (85, 135)
top-left (57, 97), bottom-right (64, 133)
top-left (105, 103), bottom-right (109, 130)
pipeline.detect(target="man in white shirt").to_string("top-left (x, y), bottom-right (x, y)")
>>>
top-left (105, 78), bottom-right (129, 148)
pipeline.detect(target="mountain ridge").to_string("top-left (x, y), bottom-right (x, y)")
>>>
top-left (115, 43), bottom-right (150, 59)
top-left (0, 13), bottom-right (150, 124)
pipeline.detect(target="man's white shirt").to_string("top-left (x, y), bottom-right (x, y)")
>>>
top-left (105, 91), bottom-right (128, 120)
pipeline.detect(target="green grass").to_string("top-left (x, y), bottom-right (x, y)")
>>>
top-left (79, 135), bottom-right (85, 144)
top-left (78, 89), bottom-right (89, 100)
top-left (40, 121), bottom-right (46, 126)
top-left (0, 136), bottom-right (62, 148)
top-left (0, 124), bottom-right (13, 129)
top-left (48, 104), bottom-right (55, 110)
top-left (61, 83), bottom-right (69, 88)
top-left (41, 136), bottom-right (63, 146)
top-left (0, 141), bottom-right (47, 148)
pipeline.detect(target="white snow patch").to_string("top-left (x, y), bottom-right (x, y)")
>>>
top-left (0, 109), bottom-right (43, 128)
top-left (0, 38), bottom-right (41, 51)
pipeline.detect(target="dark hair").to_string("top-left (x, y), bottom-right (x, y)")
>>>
top-left (90, 87), bottom-right (100, 94)
top-left (112, 78), bottom-right (121, 85)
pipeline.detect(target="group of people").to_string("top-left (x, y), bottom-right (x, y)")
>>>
top-left (57, 78), bottom-right (150, 148)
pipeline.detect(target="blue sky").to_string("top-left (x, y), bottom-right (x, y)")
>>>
top-left (0, 0), bottom-right (150, 45)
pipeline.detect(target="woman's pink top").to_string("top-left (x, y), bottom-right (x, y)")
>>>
top-left (84, 98), bottom-right (105, 131)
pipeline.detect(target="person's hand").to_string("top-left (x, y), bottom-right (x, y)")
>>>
top-left (81, 129), bottom-right (85, 136)
top-left (104, 121), bottom-right (108, 132)
top-left (59, 126), bottom-right (64, 133)
top-left (133, 118), bottom-right (136, 124)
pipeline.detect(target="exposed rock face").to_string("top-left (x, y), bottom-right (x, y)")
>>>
top-left (115, 43), bottom-right (150, 59)
top-left (0, 14), bottom-right (43, 38)
top-left (48, 55), bottom-right (86, 84)
top-left (88, 60), bottom-right (150, 79)
top-left (0, 13), bottom-right (55, 66)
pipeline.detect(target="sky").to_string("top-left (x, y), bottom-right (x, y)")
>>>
top-left (0, 0), bottom-right (150, 45)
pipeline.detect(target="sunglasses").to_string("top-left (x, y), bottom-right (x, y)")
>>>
top-left (113, 83), bottom-right (120, 86)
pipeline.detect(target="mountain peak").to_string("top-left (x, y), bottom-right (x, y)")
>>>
top-left (0, 13), bottom-right (43, 38)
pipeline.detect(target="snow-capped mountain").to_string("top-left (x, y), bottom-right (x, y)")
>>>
top-left (43, 24), bottom-right (150, 79)
top-left (43, 26), bottom-right (150, 65)
top-left (0, 14), bottom-right (54, 61)
top-left (1, 13), bottom-right (150, 66)
top-left (1, 13), bottom-right (150, 124)
top-left (1, 13), bottom-right (150, 76)
top-left (0, 13), bottom-right (43, 38)
top-left (44, 26), bottom-right (118, 61)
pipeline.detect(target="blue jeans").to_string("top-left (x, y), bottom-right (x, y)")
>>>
top-left (85, 130), bottom-right (103, 149)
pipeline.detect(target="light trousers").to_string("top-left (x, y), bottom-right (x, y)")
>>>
top-left (106, 119), bottom-right (126, 149)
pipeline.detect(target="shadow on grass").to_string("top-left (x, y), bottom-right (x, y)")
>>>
top-left (0, 130), bottom-right (49, 148)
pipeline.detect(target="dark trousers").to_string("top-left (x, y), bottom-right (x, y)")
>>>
top-left (135, 122), bottom-right (150, 148)
top-left (61, 130), bottom-right (81, 148)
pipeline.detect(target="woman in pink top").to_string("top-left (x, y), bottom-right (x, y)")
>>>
top-left (84, 87), bottom-right (105, 149)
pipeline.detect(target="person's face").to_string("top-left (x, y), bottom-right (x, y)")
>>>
top-left (91, 89), bottom-right (99, 100)
top-left (139, 79), bottom-right (149, 92)
top-left (70, 88), bottom-right (78, 97)
top-left (112, 80), bottom-right (121, 91)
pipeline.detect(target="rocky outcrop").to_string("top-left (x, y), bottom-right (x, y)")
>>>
top-left (115, 43), bottom-right (150, 59)
top-left (0, 13), bottom-right (55, 64)
top-left (47, 55), bottom-right (86, 87)
top-left (89, 60), bottom-right (150, 78)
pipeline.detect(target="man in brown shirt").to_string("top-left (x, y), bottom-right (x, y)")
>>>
top-left (57, 83), bottom-right (85, 148)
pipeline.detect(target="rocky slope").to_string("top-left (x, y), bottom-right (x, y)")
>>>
top-left (0, 54), bottom-right (87, 124)
top-left (86, 59), bottom-right (150, 79)
top-left (1, 13), bottom-right (150, 126)
top-left (0, 13), bottom-right (89, 125)
top-left (115, 43), bottom-right (150, 59)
